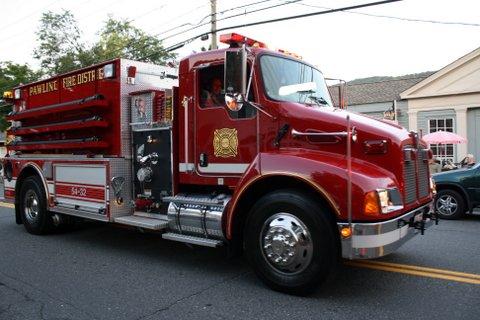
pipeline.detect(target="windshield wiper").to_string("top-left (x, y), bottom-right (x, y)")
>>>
top-left (307, 95), bottom-right (329, 106)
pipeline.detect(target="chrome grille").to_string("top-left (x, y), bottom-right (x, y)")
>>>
top-left (403, 146), bottom-right (431, 204)
top-left (403, 156), bottom-right (417, 204)
top-left (417, 152), bottom-right (430, 198)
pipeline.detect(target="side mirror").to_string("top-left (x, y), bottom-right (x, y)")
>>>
top-left (224, 47), bottom-right (246, 112)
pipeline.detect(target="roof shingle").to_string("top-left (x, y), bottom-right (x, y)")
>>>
top-left (329, 73), bottom-right (434, 106)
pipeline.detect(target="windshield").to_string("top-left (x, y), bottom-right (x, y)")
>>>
top-left (260, 55), bottom-right (333, 106)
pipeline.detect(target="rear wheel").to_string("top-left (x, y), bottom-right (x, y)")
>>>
top-left (435, 189), bottom-right (465, 220)
top-left (19, 176), bottom-right (53, 234)
top-left (244, 190), bottom-right (338, 295)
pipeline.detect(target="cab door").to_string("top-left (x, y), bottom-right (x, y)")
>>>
top-left (193, 64), bottom-right (257, 177)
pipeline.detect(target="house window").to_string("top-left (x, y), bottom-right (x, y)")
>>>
top-left (428, 118), bottom-right (454, 161)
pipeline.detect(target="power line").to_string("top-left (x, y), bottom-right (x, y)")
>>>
top-left (85, 3), bottom-right (209, 59)
top-left (0, 0), bottom-right (62, 31)
top-left (196, 0), bottom-right (277, 25)
top-left (76, 0), bottom-right (302, 62)
top-left (142, 4), bottom-right (209, 36)
top-left (161, 0), bottom-right (403, 53)
top-left (75, 0), bottom-right (128, 20)
top-left (0, 1), bottom-right (204, 56)
top-left (296, 1), bottom-right (480, 27)
top-left (0, 0), bottom-right (111, 43)
top-left (157, 0), bottom-right (303, 44)
top-left (0, 0), bottom-right (295, 65)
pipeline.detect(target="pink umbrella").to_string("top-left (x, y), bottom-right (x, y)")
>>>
top-left (422, 130), bottom-right (467, 163)
top-left (422, 130), bottom-right (467, 144)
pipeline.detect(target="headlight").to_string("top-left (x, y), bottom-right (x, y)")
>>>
top-left (364, 188), bottom-right (403, 216)
top-left (377, 189), bottom-right (390, 210)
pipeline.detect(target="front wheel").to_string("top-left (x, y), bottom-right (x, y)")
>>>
top-left (435, 189), bottom-right (465, 220)
top-left (244, 190), bottom-right (338, 295)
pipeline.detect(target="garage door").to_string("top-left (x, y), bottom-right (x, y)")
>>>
top-left (467, 108), bottom-right (480, 163)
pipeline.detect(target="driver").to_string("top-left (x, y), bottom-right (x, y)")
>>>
top-left (202, 78), bottom-right (224, 107)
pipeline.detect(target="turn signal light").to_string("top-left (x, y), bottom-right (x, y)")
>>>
top-left (364, 191), bottom-right (381, 216)
top-left (340, 227), bottom-right (352, 238)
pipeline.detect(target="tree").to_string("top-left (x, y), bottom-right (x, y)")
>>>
top-left (34, 10), bottom-right (174, 76)
top-left (93, 17), bottom-right (175, 64)
top-left (33, 10), bottom-right (90, 75)
top-left (0, 62), bottom-right (42, 131)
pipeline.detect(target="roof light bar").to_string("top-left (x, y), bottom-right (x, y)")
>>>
top-left (219, 33), bottom-right (267, 48)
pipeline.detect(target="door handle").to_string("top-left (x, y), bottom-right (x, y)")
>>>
top-left (199, 153), bottom-right (208, 167)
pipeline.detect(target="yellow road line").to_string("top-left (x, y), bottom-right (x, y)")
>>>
top-left (352, 259), bottom-right (480, 280)
top-left (345, 261), bottom-right (480, 285)
top-left (0, 202), bottom-right (14, 209)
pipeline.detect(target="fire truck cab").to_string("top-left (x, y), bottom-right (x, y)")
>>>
top-left (1, 33), bottom-right (436, 294)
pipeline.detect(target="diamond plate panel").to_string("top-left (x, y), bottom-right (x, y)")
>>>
top-left (108, 158), bottom-right (133, 219)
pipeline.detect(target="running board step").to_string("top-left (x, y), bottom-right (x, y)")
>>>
top-left (114, 215), bottom-right (168, 230)
top-left (133, 211), bottom-right (168, 220)
top-left (162, 233), bottom-right (223, 248)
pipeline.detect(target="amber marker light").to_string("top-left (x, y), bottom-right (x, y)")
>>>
top-left (364, 191), bottom-right (381, 216)
top-left (340, 227), bottom-right (352, 238)
top-left (3, 91), bottom-right (13, 99)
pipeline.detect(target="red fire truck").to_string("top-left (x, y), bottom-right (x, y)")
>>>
top-left (1, 33), bottom-right (436, 294)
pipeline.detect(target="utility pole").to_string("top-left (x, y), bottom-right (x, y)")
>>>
top-left (210, 0), bottom-right (217, 50)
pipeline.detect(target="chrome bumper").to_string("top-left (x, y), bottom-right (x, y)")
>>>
top-left (338, 202), bottom-right (435, 259)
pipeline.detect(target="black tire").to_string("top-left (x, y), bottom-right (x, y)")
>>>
top-left (244, 189), bottom-right (338, 295)
top-left (19, 176), bottom-right (53, 235)
top-left (435, 189), bottom-right (465, 220)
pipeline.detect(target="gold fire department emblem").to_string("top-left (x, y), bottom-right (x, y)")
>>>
top-left (213, 128), bottom-right (238, 158)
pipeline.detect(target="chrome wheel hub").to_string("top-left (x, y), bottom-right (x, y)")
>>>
top-left (261, 213), bottom-right (313, 274)
top-left (437, 195), bottom-right (458, 216)
top-left (24, 190), bottom-right (39, 223)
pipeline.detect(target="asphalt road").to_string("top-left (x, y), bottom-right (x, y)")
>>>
top-left (0, 206), bottom-right (479, 320)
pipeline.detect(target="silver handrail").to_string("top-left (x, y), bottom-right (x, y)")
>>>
top-left (291, 129), bottom-right (348, 138)
top-left (291, 128), bottom-right (357, 141)
top-left (346, 115), bottom-right (353, 254)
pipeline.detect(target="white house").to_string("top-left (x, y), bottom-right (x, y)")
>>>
top-left (401, 47), bottom-right (480, 162)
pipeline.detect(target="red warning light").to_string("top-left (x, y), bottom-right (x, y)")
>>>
top-left (219, 33), bottom-right (267, 48)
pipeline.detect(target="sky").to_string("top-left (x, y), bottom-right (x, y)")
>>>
top-left (0, 0), bottom-right (479, 80)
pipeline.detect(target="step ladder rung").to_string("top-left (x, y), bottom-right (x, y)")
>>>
top-left (162, 232), bottom-right (223, 247)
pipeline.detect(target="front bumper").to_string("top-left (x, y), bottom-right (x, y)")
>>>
top-left (338, 201), bottom-right (435, 259)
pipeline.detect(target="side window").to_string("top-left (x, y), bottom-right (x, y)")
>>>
top-left (198, 65), bottom-right (256, 119)
top-left (199, 65), bottom-right (224, 109)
